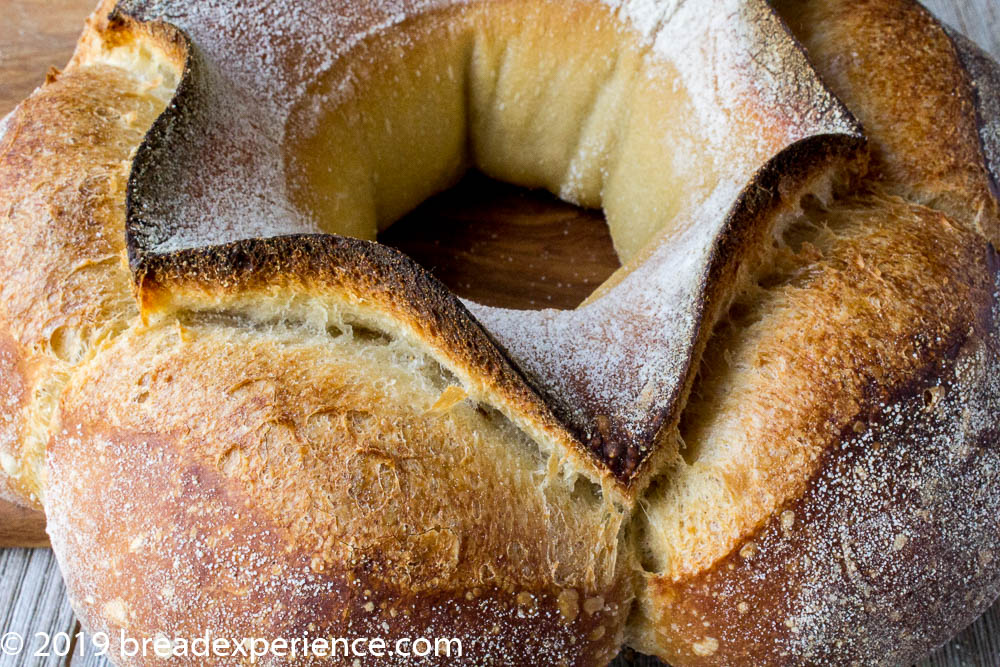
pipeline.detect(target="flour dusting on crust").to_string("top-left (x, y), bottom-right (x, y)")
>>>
top-left (649, 282), bottom-right (1000, 663)
top-left (472, 0), bottom-right (860, 479)
top-left (116, 0), bottom-right (861, 485)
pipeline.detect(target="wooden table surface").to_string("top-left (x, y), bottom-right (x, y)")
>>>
top-left (1, 0), bottom-right (999, 665)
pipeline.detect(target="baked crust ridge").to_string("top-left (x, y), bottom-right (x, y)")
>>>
top-left (117, 0), bottom-right (867, 494)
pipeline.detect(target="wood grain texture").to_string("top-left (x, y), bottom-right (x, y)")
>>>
top-left (0, 549), bottom-right (77, 667)
top-left (927, 0), bottom-right (1000, 60)
top-left (0, 0), bottom-right (998, 665)
top-left (0, 501), bottom-right (47, 549)
top-left (380, 170), bottom-right (620, 311)
top-left (0, 0), bottom-right (95, 117)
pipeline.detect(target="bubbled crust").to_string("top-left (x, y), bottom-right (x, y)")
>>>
top-left (0, 63), bottom-right (165, 507)
top-left (46, 315), bottom-right (631, 666)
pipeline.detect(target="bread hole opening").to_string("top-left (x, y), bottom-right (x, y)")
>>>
top-left (350, 324), bottom-right (394, 346)
top-left (179, 309), bottom-right (398, 350)
top-left (473, 402), bottom-right (547, 469)
top-left (630, 481), bottom-right (670, 574)
top-left (48, 325), bottom-right (84, 364)
top-left (287, 4), bottom-right (710, 312)
top-left (570, 475), bottom-right (603, 506)
top-left (378, 170), bottom-right (621, 310)
top-left (924, 385), bottom-right (945, 409)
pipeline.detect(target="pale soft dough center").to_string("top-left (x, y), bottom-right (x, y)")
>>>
top-left (286, 1), bottom-right (717, 268)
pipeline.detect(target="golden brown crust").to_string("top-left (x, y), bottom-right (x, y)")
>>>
top-left (117, 0), bottom-right (866, 493)
top-left (49, 433), bottom-right (626, 666)
top-left (773, 0), bottom-right (1000, 241)
top-left (644, 323), bottom-right (1000, 665)
top-left (133, 236), bottom-right (631, 502)
top-left (47, 313), bottom-right (632, 665)
top-left (633, 0), bottom-right (1000, 662)
top-left (0, 61), bottom-right (164, 507)
top-left (0, 331), bottom-right (31, 505)
top-left (634, 193), bottom-right (1000, 663)
top-left (132, 130), bottom-right (864, 501)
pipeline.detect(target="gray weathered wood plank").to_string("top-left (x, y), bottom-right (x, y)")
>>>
top-left (0, 549), bottom-right (77, 667)
top-left (925, 0), bottom-right (1000, 60)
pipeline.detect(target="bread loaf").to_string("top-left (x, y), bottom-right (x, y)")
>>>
top-left (0, 0), bottom-right (998, 664)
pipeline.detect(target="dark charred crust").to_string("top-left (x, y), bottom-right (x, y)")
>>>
top-left (946, 27), bottom-right (1000, 204)
top-left (117, 25), bottom-right (196, 268)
